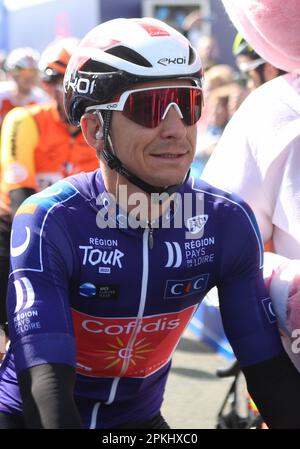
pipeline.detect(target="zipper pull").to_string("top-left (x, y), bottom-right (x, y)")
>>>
top-left (148, 222), bottom-right (154, 249)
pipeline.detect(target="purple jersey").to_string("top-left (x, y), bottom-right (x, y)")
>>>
top-left (0, 170), bottom-right (284, 428)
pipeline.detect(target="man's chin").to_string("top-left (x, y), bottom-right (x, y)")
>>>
top-left (151, 174), bottom-right (188, 189)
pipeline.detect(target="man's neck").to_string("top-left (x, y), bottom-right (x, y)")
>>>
top-left (100, 165), bottom-right (175, 222)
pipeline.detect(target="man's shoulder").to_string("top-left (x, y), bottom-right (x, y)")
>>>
top-left (188, 177), bottom-right (263, 265)
top-left (188, 176), bottom-right (250, 209)
top-left (188, 176), bottom-right (260, 232)
top-left (15, 172), bottom-right (97, 219)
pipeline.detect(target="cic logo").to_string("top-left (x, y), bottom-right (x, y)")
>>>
top-left (164, 274), bottom-right (209, 299)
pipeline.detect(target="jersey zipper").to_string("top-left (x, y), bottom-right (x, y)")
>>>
top-left (118, 228), bottom-right (150, 376)
top-left (102, 229), bottom-right (150, 407)
top-left (147, 221), bottom-right (154, 249)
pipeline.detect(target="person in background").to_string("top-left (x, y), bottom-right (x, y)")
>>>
top-left (196, 35), bottom-right (220, 71)
top-left (0, 37), bottom-right (99, 344)
top-left (191, 65), bottom-right (247, 177)
top-left (232, 32), bottom-right (286, 92)
top-left (202, 0), bottom-right (300, 368)
top-left (0, 47), bottom-right (48, 128)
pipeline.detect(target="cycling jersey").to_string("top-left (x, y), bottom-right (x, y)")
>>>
top-left (0, 102), bottom-right (99, 242)
top-left (0, 171), bottom-right (285, 428)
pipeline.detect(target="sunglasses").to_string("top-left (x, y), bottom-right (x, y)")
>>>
top-left (12, 68), bottom-right (38, 77)
top-left (85, 85), bottom-right (203, 128)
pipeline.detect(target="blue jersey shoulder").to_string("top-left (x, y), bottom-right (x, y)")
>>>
top-left (189, 176), bottom-right (264, 267)
top-left (11, 180), bottom-right (81, 272)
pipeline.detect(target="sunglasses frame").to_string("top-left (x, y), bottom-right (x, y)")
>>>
top-left (85, 85), bottom-right (203, 127)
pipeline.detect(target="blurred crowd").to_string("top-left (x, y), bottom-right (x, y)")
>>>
top-left (0, 22), bottom-right (284, 161)
top-left (190, 31), bottom-right (285, 177)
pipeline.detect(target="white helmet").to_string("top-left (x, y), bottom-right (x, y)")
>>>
top-left (5, 47), bottom-right (39, 72)
top-left (64, 17), bottom-right (203, 125)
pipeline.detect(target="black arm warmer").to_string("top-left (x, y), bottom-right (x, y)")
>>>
top-left (9, 188), bottom-right (36, 218)
top-left (243, 352), bottom-right (300, 429)
top-left (18, 363), bottom-right (82, 429)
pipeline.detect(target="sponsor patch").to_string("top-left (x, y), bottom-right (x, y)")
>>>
top-left (164, 274), bottom-right (209, 299)
top-left (262, 297), bottom-right (277, 324)
top-left (186, 214), bottom-right (208, 234)
top-left (72, 304), bottom-right (197, 377)
top-left (80, 283), bottom-right (119, 300)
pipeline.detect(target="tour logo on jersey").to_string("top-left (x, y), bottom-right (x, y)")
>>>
top-left (72, 305), bottom-right (197, 378)
top-left (164, 274), bottom-right (209, 299)
top-left (80, 283), bottom-right (120, 300)
top-left (261, 297), bottom-right (277, 324)
top-left (79, 246), bottom-right (125, 271)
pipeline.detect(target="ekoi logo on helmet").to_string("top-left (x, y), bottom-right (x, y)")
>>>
top-left (157, 57), bottom-right (187, 66)
top-left (65, 75), bottom-right (96, 95)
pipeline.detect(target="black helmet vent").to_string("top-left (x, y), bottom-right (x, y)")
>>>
top-left (188, 45), bottom-right (197, 65)
top-left (79, 59), bottom-right (116, 73)
top-left (105, 45), bottom-right (152, 68)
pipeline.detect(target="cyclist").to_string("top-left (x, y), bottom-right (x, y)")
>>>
top-left (0, 17), bottom-right (300, 429)
top-left (0, 47), bottom-right (48, 127)
top-left (0, 37), bottom-right (99, 339)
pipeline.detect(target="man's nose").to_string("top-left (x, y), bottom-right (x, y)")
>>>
top-left (159, 104), bottom-right (187, 139)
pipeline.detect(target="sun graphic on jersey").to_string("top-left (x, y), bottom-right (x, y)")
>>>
top-left (97, 337), bottom-right (153, 370)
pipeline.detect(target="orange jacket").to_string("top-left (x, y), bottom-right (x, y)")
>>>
top-left (0, 102), bottom-right (99, 218)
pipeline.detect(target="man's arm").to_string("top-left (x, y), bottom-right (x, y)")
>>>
top-left (18, 363), bottom-right (81, 429)
top-left (242, 352), bottom-right (300, 428)
top-left (7, 187), bottom-right (80, 428)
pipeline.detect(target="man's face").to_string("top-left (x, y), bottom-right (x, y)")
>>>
top-left (108, 80), bottom-right (198, 189)
top-left (13, 68), bottom-right (38, 95)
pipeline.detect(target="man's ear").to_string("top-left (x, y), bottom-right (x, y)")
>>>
top-left (80, 113), bottom-right (104, 150)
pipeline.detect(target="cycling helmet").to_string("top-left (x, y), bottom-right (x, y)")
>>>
top-left (63, 18), bottom-right (203, 195)
top-left (5, 47), bottom-right (39, 72)
top-left (39, 37), bottom-right (80, 83)
top-left (64, 17), bottom-right (203, 126)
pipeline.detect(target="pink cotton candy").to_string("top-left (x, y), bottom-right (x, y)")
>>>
top-left (222, 0), bottom-right (300, 73)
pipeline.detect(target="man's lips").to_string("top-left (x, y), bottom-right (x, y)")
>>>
top-left (150, 152), bottom-right (187, 159)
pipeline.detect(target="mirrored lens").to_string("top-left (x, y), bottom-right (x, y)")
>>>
top-left (122, 87), bottom-right (202, 128)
